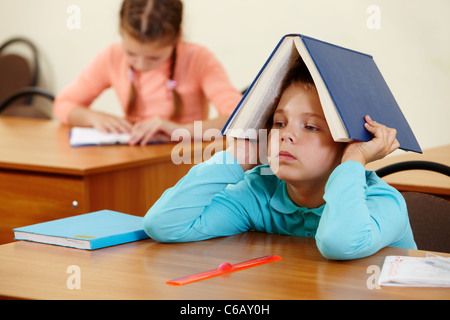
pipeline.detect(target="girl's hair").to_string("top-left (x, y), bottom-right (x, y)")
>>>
top-left (120, 0), bottom-right (183, 121)
top-left (266, 57), bottom-right (316, 128)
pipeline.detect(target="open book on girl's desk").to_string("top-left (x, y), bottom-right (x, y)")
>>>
top-left (222, 34), bottom-right (422, 153)
top-left (69, 127), bottom-right (164, 147)
top-left (69, 127), bottom-right (132, 147)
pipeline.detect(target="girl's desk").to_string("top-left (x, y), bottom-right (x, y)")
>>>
top-left (0, 117), bottom-right (222, 244)
top-left (366, 144), bottom-right (450, 199)
top-left (0, 232), bottom-right (448, 300)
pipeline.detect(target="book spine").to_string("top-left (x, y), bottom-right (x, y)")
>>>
top-left (301, 35), bottom-right (373, 59)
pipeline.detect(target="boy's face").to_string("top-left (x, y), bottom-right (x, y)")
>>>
top-left (121, 31), bottom-right (175, 72)
top-left (268, 84), bottom-right (345, 189)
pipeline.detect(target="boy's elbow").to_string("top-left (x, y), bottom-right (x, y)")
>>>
top-left (143, 208), bottom-right (194, 243)
top-left (315, 235), bottom-right (347, 260)
top-left (143, 211), bottom-right (173, 243)
top-left (315, 233), bottom-right (371, 260)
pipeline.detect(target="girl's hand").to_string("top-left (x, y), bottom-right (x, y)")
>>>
top-left (341, 115), bottom-right (400, 166)
top-left (91, 112), bottom-right (132, 134)
top-left (68, 107), bottom-right (132, 134)
top-left (128, 116), bottom-right (179, 145)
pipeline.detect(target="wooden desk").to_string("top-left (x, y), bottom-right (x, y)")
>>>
top-left (0, 232), bottom-right (448, 300)
top-left (366, 144), bottom-right (450, 198)
top-left (0, 117), bottom-right (221, 244)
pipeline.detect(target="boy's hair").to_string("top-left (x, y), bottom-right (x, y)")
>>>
top-left (280, 57), bottom-right (316, 94)
top-left (266, 58), bottom-right (316, 128)
top-left (120, 0), bottom-right (184, 121)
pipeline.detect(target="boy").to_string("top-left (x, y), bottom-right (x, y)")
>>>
top-left (144, 60), bottom-right (416, 260)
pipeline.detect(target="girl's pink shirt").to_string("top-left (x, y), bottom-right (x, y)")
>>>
top-left (53, 41), bottom-right (242, 124)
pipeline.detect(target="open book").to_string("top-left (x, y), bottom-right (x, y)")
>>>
top-left (69, 127), bottom-right (131, 147)
top-left (222, 34), bottom-right (421, 153)
top-left (379, 254), bottom-right (450, 287)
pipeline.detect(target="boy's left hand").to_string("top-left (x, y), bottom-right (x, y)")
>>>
top-left (341, 115), bottom-right (400, 166)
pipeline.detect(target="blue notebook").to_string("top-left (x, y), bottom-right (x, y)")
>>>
top-left (13, 210), bottom-right (149, 250)
top-left (222, 34), bottom-right (421, 153)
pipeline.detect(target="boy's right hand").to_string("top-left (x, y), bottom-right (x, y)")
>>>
top-left (226, 137), bottom-right (260, 171)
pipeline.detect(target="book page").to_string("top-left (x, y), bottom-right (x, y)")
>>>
top-left (70, 127), bottom-right (131, 147)
top-left (14, 231), bottom-right (91, 250)
top-left (293, 37), bottom-right (349, 142)
top-left (228, 37), bottom-right (300, 138)
top-left (379, 255), bottom-right (450, 287)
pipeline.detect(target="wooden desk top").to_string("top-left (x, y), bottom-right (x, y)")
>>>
top-left (0, 117), bottom-right (216, 176)
top-left (366, 144), bottom-right (450, 196)
top-left (0, 232), bottom-right (448, 300)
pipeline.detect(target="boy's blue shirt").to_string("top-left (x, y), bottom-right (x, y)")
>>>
top-left (144, 151), bottom-right (417, 260)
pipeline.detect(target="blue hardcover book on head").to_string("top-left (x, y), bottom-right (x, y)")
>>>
top-left (222, 34), bottom-right (421, 153)
top-left (13, 210), bottom-right (149, 250)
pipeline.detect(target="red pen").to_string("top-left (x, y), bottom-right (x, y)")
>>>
top-left (166, 255), bottom-right (282, 286)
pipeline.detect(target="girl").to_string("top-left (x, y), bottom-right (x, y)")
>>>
top-left (143, 59), bottom-right (417, 260)
top-left (53, 0), bottom-right (242, 145)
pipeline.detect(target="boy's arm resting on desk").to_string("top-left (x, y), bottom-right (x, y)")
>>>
top-left (143, 151), bottom-right (252, 242)
top-left (144, 153), bottom-right (417, 259)
top-left (316, 161), bottom-right (416, 260)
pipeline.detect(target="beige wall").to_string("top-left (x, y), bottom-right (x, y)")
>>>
top-left (1, 0), bottom-right (449, 150)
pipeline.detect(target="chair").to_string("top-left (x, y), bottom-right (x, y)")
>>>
top-left (376, 160), bottom-right (450, 253)
top-left (401, 192), bottom-right (450, 253)
top-left (0, 37), bottom-right (54, 119)
top-left (375, 160), bottom-right (450, 178)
